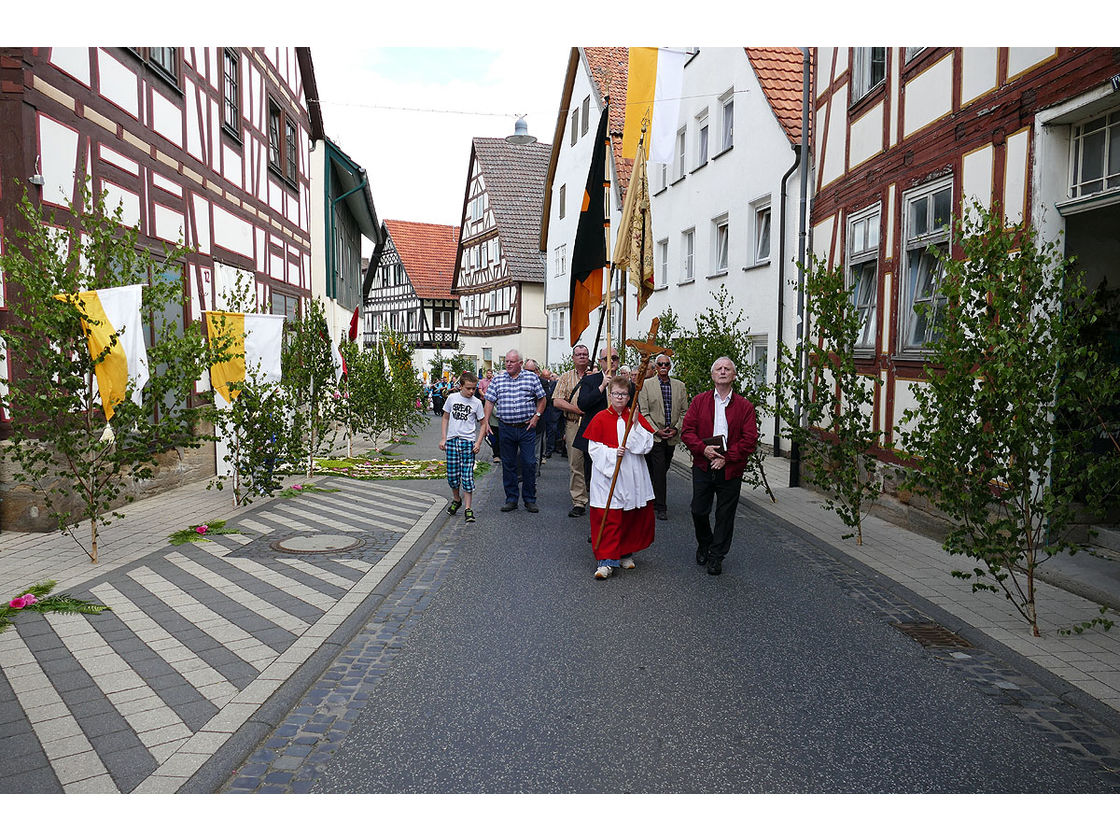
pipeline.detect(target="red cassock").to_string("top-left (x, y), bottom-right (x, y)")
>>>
top-left (584, 406), bottom-right (657, 562)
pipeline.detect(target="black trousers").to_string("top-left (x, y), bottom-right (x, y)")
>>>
top-left (690, 465), bottom-right (743, 561)
top-left (644, 440), bottom-right (676, 513)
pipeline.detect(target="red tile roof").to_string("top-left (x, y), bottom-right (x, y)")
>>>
top-left (383, 220), bottom-right (461, 300)
top-left (746, 48), bottom-right (808, 145)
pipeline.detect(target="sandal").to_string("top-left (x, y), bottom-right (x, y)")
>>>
top-left (447, 500), bottom-right (462, 515)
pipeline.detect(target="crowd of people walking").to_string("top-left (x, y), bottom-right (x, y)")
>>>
top-left (437, 345), bottom-right (758, 579)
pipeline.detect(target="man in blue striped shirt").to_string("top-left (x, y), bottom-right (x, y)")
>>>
top-left (482, 349), bottom-right (547, 512)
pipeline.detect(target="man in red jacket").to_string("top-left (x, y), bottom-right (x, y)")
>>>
top-left (680, 357), bottom-right (759, 576)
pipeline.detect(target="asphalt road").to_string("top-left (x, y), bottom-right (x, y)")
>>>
top-left (311, 416), bottom-right (1118, 793)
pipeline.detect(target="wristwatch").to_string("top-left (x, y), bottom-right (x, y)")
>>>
top-left (534, 412), bottom-right (542, 417)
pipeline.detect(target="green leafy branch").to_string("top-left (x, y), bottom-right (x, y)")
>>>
top-left (278, 482), bottom-right (340, 498)
top-left (168, 519), bottom-right (241, 545)
top-left (1, 581), bottom-right (111, 633)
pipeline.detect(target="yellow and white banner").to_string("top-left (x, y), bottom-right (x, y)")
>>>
top-left (613, 142), bottom-right (655, 314)
top-left (56, 283), bottom-right (148, 421)
top-left (204, 311), bottom-right (285, 403)
top-left (622, 47), bottom-right (688, 163)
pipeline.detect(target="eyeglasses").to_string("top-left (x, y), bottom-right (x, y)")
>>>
top-left (602, 355), bottom-right (619, 362)
top-left (609, 392), bottom-right (630, 398)
top-left (656, 362), bottom-right (670, 367)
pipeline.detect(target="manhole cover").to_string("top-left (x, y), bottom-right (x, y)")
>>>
top-left (272, 534), bottom-right (363, 554)
top-left (891, 622), bottom-right (973, 649)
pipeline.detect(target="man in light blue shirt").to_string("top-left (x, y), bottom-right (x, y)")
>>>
top-left (482, 349), bottom-right (547, 512)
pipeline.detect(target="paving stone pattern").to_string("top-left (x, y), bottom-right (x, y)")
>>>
top-left (223, 489), bottom-right (1120, 794)
top-left (221, 514), bottom-right (465, 793)
top-left (0, 478), bottom-right (442, 793)
top-left (773, 522), bottom-right (1120, 790)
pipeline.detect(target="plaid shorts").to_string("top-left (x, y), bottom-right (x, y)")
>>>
top-left (445, 437), bottom-right (476, 492)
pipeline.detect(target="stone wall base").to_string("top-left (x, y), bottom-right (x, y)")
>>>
top-left (1, 439), bottom-right (216, 533)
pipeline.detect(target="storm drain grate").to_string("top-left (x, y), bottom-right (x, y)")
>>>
top-left (891, 622), bottom-right (973, 649)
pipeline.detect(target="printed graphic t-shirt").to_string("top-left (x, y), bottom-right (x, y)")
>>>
top-left (443, 392), bottom-right (485, 441)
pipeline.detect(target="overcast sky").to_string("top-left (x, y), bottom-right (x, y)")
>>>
top-left (311, 46), bottom-right (572, 240)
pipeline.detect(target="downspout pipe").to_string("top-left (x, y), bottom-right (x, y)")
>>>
top-left (789, 47), bottom-right (811, 488)
top-left (773, 145), bottom-right (801, 457)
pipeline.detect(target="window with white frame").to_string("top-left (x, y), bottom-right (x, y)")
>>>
top-left (1070, 107), bottom-right (1120, 199)
top-left (711, 214), bottom-right (729, 274)
top-left (558, 184), bottom-right (566, 219)
top-left (901, 179), bottom-right (953, 351)
top-left (675, 127), bottom-right (687, 180)
top-left (581, 96), bottom-right (590, 136)
top-left (719, 90), bottom-right (734, 152)
top-left (469, 193), bottom-right (484, 223)
top-left (681, 229), bottom-right (695, 283)
top-left (750, 338), bottom-right (768, 390)
top-left (550, 308), bottom-right (567, 340)
top-left (554, 243), bottom-right (567, 278)
top-left (751, 200), bottom-right (772, 264)
top-left (656, 239), bottom-right (669, 288)
top-left (851, 47), bottom-right (886, 102)
top-left (847, 204), bottom-right (881, 351)
top-left (904, 47), bottom-right (925, 62)
top-left (696, 109), bottom-right (709, 168)
top-left (434, 309), bottom-right (451, 330)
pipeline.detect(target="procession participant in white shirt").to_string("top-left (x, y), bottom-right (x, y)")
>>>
top-left (584, 375), bottom-right (658, 580)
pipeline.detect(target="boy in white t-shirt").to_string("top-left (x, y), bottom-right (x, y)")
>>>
top-left (439, 370), bottom-right (488, 522)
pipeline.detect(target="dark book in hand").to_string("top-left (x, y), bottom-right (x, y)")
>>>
top-left (703, 434), bottom-right (726, 455)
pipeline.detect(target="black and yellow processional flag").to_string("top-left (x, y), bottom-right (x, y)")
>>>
top-left (568, 105), bottom-right (609, 344)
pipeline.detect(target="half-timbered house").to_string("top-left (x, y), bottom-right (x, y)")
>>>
top-left (810, 47), bottom-right (1120, 531)
top-left (364, 219), bottom-right (460, 375)
top-left (310, 135), bottom-right (381, 344)
top-left (0, 47), bottom-right (319, 529)
top-left (451, 135), bottom-right (551, 372)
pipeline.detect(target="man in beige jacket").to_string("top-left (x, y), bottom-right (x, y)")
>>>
top-left (551, 343), bottom-right (592, 517)
top-left (636, 353), bottom-right (688, 520)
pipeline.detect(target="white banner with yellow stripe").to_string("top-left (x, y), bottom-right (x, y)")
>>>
top-left (204, 311), bottom-right (285, 403)
top-left (204, 311), bottom-right (286, 477)
top-left (55, 283), bottom-right (149, 422)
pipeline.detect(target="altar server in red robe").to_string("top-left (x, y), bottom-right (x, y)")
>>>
top-left (585, 375), bottom-right (657, 579)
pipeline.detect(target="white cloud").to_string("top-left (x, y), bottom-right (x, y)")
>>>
top-left (311, 46), bottom-right (571, 242)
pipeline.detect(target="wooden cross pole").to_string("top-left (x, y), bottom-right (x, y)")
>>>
top-left (593, 317), bottom-right (673, 551)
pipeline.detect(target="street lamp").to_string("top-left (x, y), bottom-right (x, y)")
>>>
top-left (505, 116), bottom-right (536, 145)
